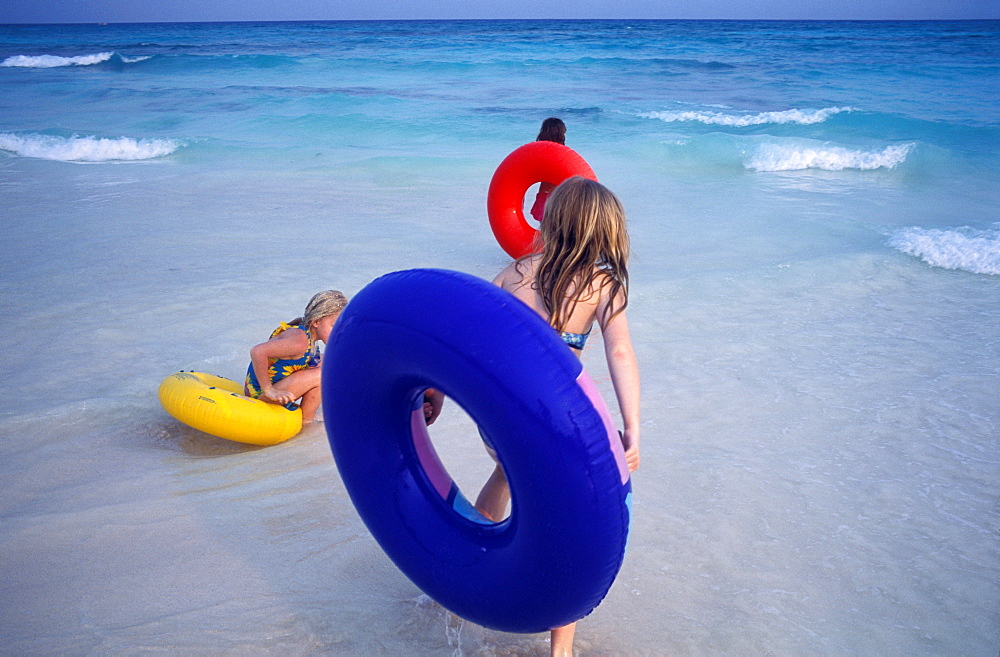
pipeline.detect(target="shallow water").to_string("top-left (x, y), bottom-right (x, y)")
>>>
top-left (1, 19), bottom-right (998, 655)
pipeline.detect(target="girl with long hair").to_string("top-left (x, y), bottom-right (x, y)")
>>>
top-left (480, 176), bottom-right (640, 656)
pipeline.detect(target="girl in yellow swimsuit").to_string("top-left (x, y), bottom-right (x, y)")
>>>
top-left (245, 290), bottom-right (348, 423)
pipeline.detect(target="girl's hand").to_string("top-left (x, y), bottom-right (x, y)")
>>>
top-left (260, 387), bottom-right (296, 406)
top-left (621, 428), bottom-right (640, 472)
top-left (423, 388), bottom-right (445, 425)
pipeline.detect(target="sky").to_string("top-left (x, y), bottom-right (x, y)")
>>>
top-left (1, 0), bottom-right (998, 24)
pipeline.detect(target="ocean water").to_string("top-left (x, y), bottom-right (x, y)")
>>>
top-left (1, 19), bottom-right (998, 655)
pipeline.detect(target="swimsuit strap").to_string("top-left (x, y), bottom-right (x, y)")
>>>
top-left (303, 325), bottom-right (322, 367)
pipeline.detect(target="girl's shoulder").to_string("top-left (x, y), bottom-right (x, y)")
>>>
top-left (590, 267), bottom-right (627, 307)
top-left (587, 266), bottom-right (618, 292)
top-left (271, 322), bottom-right (309, 343)
top-left (495, 255), bottom-right (540, 288)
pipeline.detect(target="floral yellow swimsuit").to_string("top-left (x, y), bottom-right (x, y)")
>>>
top-left (244, 322), bottom-right (321, 398)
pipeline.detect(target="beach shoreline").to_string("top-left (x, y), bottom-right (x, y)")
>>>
top-left (1, 19), bottom-right (998, 655)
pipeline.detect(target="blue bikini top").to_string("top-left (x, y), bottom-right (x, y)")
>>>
top-left (559, 327), bottom-right (592, 351)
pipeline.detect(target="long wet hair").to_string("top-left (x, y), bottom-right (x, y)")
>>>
top-left (290, 290), bottom-right (349, 328)
top-left (536, 117), bottom-right (566, 145)
top-left (532, 176), bottom-right (630, 331)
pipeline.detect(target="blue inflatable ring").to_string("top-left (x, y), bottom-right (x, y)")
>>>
top-left (322, 269), bottom-right (631, 633)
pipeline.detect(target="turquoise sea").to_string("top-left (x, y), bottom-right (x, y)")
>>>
top-left (1, 20), bottom-right (998, 655)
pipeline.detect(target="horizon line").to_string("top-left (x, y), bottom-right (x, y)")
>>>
top-left (2, 17), bottom-right (999, 26)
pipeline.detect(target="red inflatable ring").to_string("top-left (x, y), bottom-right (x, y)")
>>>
top-left (487, 141), bottom-right (597, 259)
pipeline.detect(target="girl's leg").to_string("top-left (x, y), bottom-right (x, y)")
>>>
top-left (297, 383), bottom-right (322, 423)
top-left (550, 623), bottom-right (576, 656)
top-left (474, 464), bottom-right (510, 521)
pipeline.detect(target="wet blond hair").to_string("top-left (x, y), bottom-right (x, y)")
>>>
top-left (291, 290), bottom-right (349, 328)
top-left (532, 176), bottom-right (630, 331)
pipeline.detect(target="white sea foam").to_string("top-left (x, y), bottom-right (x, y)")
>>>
top-left (1, 52), bottom-right (115, 68)
top-left (0, 132), bottom-right (183, 162)
top-left (640, 107), bottom-right (853, 126)
top-left (747, 142), bottom-right (913, 172)
top-left (889, 225), bottom-right (1000, 275)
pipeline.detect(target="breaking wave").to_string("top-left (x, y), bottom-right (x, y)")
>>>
top-left (0, 132), bottom-right (183, 162)
top-left (889, 225), bottom-right (1000, 275)
top-left (747, 142), bottom-right (913, 172)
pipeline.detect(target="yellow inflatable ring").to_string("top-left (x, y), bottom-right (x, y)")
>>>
top-left (158, 371), bottom-right (302, 445)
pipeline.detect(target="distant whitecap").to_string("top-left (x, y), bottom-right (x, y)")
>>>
top-left (1, 52), bottom-right (115, 68)
top-left (640, 107), bottom-right (853, 126)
